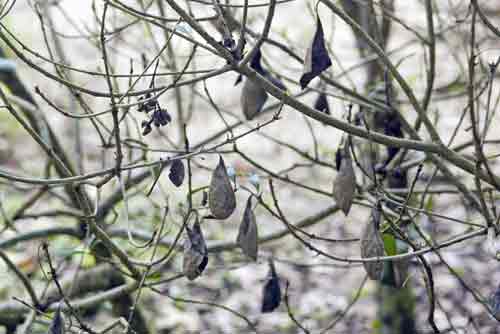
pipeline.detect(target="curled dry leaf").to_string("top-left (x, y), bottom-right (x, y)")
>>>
top-left (360, 205), bottom-right (385, 281)
top-left (237, 196), bottom-right (258, 261)
top-left (209, 156), bottom-right (236, 219)
top-left (300, 16), bottom-right (332, 89)
top-left (332, 145), bottom-right (356, 215)
top-left (183, 220), bottom-right (208, 280)
top-left (261, 260), bottom-right (281, 313)
top-left (48, 307), bottom-right (64, 334)
top-left (168, 159), bottom-right (185, 187)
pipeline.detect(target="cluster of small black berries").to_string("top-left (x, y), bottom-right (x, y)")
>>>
top-left (137, 92), bottom-right (171, 136)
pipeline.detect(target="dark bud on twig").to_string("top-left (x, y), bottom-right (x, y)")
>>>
top-left (332, 144), bottom-right (356, 215)
top-left (168, 159), bottom-right (185, 187)
top-left (183, 219), bottom-right (208, 280)
top-left (261, 260), bottom-right (281, 313)
top-left (314, 92), bottom-right (330, 114)
top-left (237, 196), bottom-right (258, 261)
top-left (209, 156), bottom-right (236, 219)
top-left (300, 16), bottom-right (332, 89)
top-left (48, 306), bottom-right (64, 334)
top-left (360, 205), bottom-right (385, 281)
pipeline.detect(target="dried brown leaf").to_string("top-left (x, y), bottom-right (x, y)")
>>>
top-left (237, 196), bottom-right (258, 260)
top-left (333, 146), bottom-right (356, 215)
top-left (360, 206), bottom-right (384, 280)
top-left (183, 220), bottom-right (208, 280)
top-left (241, 78), bottom-right (268, 120)
top-left (209, 156), bottom-right (236, 219)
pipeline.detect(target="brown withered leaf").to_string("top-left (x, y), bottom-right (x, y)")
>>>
top-left (183, 220), bottom-right (208, 280)
top-left (237, 196), bottom-right (258, 260)
top-left (209, 156), bottom-right (236, 219)
top-left (332, 145), bottom-right (356, 215)
top-left (360, 205), bottom-right (385, 280)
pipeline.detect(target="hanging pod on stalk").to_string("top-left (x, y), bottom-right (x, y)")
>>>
top-left (300, 15), bottom-right (332, 89)
top-left (261, 260), bottom-right (281, 313)
top-left (237, 196), bottom-right (258, 261)
top-left (241, 78), bottom-right (268, 120)
top-left (209, 156), bottom-right (236, 219)
top-left (332, 143), bottom-right (356, 215)
top-left (238, 49), bottom-right (285, 120)
top-left (360, 204), bottom-right (385, 281)
top-left (183, 219), bottom-right (208, 280)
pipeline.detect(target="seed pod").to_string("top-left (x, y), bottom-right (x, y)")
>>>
top-left (168, 159), bottom-right (185, 187)
top-left (48, 307), bottom-right (64, 334)
top-left (241, 78), bottom-right (268, 120)
top-left (261, 260), bottom-right (281, 313)
top-left (332, 145), bottom-right (356, 215)
top-left (237, 196), bottom-right (258, 260)
top-left (360, 205), bottom-right (385, 280)
top-left (300, 16), bottom-right (332, 89)
top-left (183, 220), bottom-right (208, 280)
top-left (209, 156), bottom-right (236, 219)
